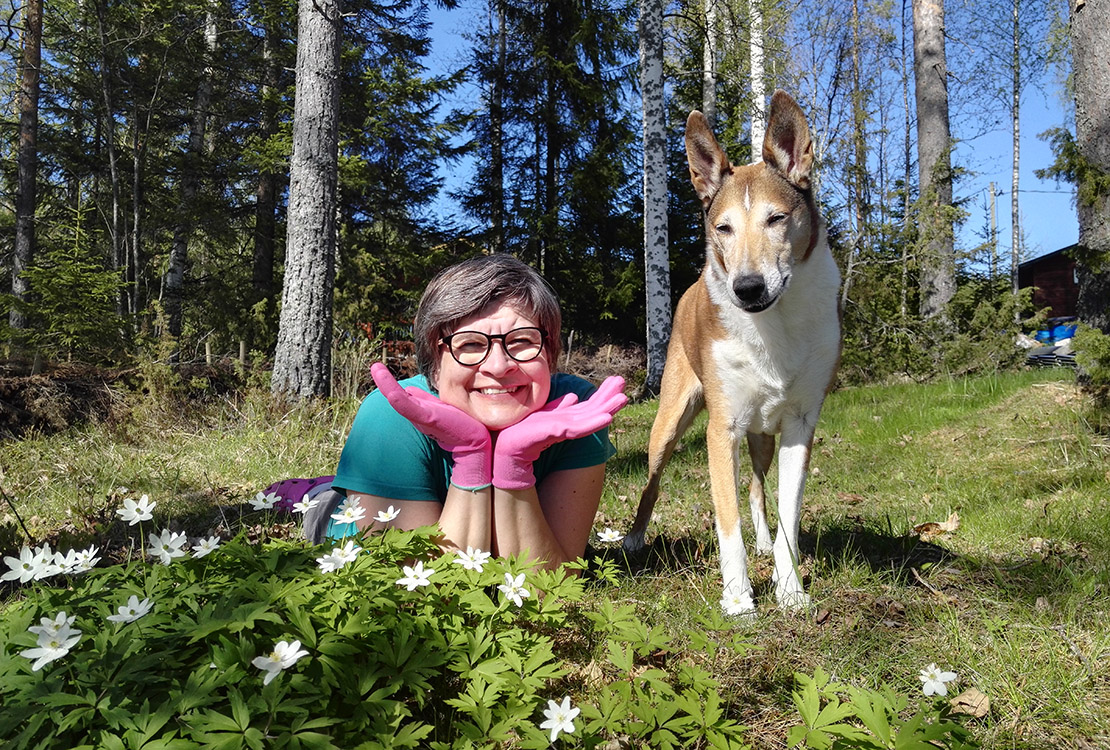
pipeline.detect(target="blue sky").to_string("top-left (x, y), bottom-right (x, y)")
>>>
top-left (424, 2), bottom-right (1078, 264)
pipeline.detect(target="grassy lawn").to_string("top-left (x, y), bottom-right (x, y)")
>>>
top-left (2, 367), bottom-right (1108, 748)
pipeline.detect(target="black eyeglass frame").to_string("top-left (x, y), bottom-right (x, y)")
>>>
top-left (439, 327), bottom-right (549, 367)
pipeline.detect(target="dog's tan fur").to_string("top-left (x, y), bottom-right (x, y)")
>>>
top-left (623, 91), bottom-right (841, 614)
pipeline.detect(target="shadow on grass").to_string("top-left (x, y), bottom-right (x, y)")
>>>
top-left (584, 517), bottom-right (954, 591)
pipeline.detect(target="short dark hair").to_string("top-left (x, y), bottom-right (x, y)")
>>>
top-left (413, 254), bottom-right (563, 389)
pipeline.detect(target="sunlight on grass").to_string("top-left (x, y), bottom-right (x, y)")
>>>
top-left (2, 367), bottom-right (1108, 748)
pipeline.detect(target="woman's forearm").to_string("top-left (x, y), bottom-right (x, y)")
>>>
top-left (436, 485), bottom-right (493, 553)
top-left (490, 487), bottom-right (572, 570)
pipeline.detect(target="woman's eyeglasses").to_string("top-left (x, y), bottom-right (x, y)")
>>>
top-left (440, 327), bottom-right (547, 366)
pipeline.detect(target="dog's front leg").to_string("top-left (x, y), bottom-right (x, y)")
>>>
top-left (707, 418), bottom-right (756, 615)
top-left (772, 415), bottom-right (816, 610)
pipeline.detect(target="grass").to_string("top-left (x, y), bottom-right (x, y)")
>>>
top-left (3, 367), bottom-right (1109, 748)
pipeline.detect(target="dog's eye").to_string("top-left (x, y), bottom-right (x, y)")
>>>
top-left (715, 224), bottom-right (732, 235)
top-left (767, 213), bottom-right (788, 225)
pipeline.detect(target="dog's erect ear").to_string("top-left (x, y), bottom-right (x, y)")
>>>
top-left (685, 111), bottom-right (731, 207)
top-left (761, 90), bottom-right (814, 190)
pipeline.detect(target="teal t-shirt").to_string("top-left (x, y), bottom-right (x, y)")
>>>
top-left (332, 372), bottom-right (616, 504)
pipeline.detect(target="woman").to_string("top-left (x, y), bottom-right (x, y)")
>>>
top-left (309, 254), bottom-right (627, 570)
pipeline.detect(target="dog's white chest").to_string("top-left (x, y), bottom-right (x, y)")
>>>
top-left (708, 298), bottom-right (838, 436)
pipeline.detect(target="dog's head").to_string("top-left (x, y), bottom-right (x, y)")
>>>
top-left (686, 90), bottom-right (820, 314)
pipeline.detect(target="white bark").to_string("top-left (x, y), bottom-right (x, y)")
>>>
top-left (641, 0), bottom-right (670, 396)
top-left (702, 0), bottom-right (718, 127)
top-left (748, 0), bottom-right (766, 155)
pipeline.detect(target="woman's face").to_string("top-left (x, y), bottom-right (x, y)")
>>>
top-left (435, 301), bottom-right (553, 431)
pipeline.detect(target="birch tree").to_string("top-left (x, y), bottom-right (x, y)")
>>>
top-left (748, 0), bottom-right (766, 151)
top-left (641, 0), bottom-right (670, 395)
top-left (272, 0), bottom-right (342, 398)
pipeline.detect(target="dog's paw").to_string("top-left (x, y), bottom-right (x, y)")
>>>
top-left (720, 588), bottom-right (757, 617)
top-left (775, 586), bottom-right (811, 611)
top-left (754, 538), bottom-right (774, 555)
top-left (621, 530), bottom-right (647, 553)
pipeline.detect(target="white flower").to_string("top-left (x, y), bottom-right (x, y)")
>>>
top-left (191, 536), bottom-right (222, 558)
top-left (249, 491), bottom-right (280, 511)
top-left (498, 572), bottom-right (530, 607)
top-left (251, 639), bottom-right (310, 685)
top-left (373, 505), bottom-right (400, 523)
top-left (330, 497), bottom-right (366, 524)
top-left (919, 663), bottom-right (958, 697)
top-left (116, 494), bottom-right (156, 525)
top-left (70, 546), bottom-right (100, 573)
top-left (316, 540), bottom-right (361, 573)
top-left (30, 544), bottom-right (62, 580)
top-left (334, 539), bottom-right (361, 565)
top-left (396, 560), bottom-right (435, 591)
top-left (452, 546), bottom-right (492, 573)
top-left (147, 529), bottom-right (189, 565)
top-left (21, 628), bottom-right (82, 672)
top-left (291, 496), bottom-right (320, 514)
top-left (720, 589), bottom-right (756, 616)
top-left (597, 527), bottom-right (624, 543)
top-left (2, 546), bottom-right (38, 583)
top-left (29, 611), bottom-right (78, 640)
top-left (539, 696), bottom-right (581, 743)
top-left (107, 595), bottom-right (153, 624)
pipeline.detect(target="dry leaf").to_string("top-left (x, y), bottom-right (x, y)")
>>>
top-left (815, 608), bottom-right (832, 625)
top-left (837, 492), bottom-right (866, 505)
top-left (913, 511), bottom-right (959, 540)
top-left (950, 688), bottom-right (990, 718)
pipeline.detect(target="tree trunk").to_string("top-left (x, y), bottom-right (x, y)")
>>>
top-left (641, 0), bottom-right (670, 396)
top-left (1070, 0), bottom-right (1110, 333)
top-left (165, 4), bottom-right (218, 341)
top-left (252, 27), bottom-right (280, 315)
top-left (11, 0), bottom-right (43, 336)
top-left (490, 0), bottom-right (506, 254)
top-left (912, 0), bottom-right (955, 320)
top-left (95, 0), bottom-right (126, 319)
top-left (748, 0), bottom-right (765, 153)
top-left (701, 0), bottom-right (717, 128)
top-left (272, 0), bottom-right (342, 399)
top-left (1009, 0), bottom-right (1021, 299)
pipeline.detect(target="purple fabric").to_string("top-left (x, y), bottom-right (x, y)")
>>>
top-left (262, 475), bottom-right (335, 513)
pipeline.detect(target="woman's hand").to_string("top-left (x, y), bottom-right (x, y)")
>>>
top-left (370, 363), bottom-right (493, 490)
top-left (492, 376), bottom-right (628, 490)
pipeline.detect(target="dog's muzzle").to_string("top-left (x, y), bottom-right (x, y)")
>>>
top-left (732, 273), bottom-right (778, 313)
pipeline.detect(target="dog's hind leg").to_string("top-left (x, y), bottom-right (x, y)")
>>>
top-left (746, 432), bottom-right (775, 555)
top-left (623, 352), bottom-right (704, 553)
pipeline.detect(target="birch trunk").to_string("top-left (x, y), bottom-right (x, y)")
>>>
top-left (641, 0), bottom-right (670, 396)
top-left (702, 0), bottom-right (717, 128)
top-left (748, 0), bottom-right (765, 154)
top-left (272, 0), bottom-right (341, 398)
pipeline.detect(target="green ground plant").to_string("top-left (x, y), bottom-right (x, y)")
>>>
top-left (2, 367), bottom-right (1106, 748)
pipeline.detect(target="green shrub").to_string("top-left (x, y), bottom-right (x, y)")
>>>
top-left (1073, 324), bottom-right (1110, 391)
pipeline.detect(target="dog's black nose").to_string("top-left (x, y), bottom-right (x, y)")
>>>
top-left (733, 274), bottom-right (766, 304)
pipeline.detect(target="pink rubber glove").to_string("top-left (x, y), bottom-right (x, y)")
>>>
top-left (492, 376), bottom-right (628, 490)
top-left (370, 363), bottom-right (493, 490)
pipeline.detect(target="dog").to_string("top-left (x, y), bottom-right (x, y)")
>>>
top-left (623, 90), bottom-right (841, 615)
